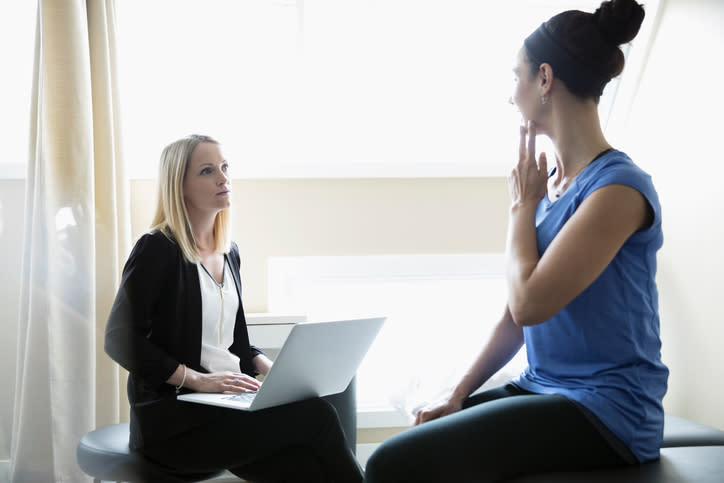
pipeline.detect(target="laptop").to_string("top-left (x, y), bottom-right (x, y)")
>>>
top-left (178, 316), bottom-right (386, 411)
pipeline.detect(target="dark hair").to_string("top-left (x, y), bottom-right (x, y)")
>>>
top-left (526, 0), bottom-right (645, 99)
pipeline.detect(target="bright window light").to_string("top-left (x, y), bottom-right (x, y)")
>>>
top-left (268, 254), bottom-right (528, 419)
top-left (116, 0), bottom-right (613, 179)
top-left (3, 0), bottom-right (657, 179)
top-left (1, 1), bottom-right (35, 177)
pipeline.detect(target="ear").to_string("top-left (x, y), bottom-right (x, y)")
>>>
top-left (538, 63), bottom-right (554, 97)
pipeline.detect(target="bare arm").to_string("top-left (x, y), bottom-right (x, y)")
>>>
top-left (415, 307), bottom-right (523, 425)
top-left (507, 123), bottom-right (651, 326)
top-left (253, 353), bottom-right (273, 376)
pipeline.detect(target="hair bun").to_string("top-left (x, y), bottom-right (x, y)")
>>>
top-left (593, 0), bottom-right (645, 45)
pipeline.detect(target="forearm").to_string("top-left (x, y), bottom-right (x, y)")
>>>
top-left (450, 308), bottom-right (524, 402)
top-left (166, 363), bottom-right (192, 388)
top-left (166, 364), bottom-right (215, 392)
top-left (505, 202), bottom-right (543, 326)
top-left (253, 353), bottom-right (273, 376)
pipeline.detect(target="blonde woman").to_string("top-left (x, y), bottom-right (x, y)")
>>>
top-left (106, 135), bottom-right (362, 482)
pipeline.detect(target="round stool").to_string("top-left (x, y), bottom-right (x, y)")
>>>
top-left (76, 423), bottom-right (225, 482)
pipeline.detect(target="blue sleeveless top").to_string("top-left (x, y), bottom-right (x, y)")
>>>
top-left (513, 150), bottom-right (669, 462)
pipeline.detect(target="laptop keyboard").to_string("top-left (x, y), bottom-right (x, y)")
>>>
top-left (222, 392), bottom-right (257, 403)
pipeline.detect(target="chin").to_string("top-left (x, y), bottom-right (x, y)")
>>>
top-left (214, 200), bottom-right (231, 211)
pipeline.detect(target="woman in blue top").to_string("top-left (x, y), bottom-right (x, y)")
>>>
top-left (364, 0), bottom-right (668, 481)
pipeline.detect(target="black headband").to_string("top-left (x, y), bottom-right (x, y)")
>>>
top-left (524, 23), bottom-right (609, 97)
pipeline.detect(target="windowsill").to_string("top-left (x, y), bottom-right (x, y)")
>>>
top-left (358, 407), bottom-right (412, 429)
top-left (245, 313), bottom-right (307, 326)
top-left (0, 163), bottom-right (25, 180)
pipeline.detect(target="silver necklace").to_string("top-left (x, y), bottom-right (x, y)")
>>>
top-left (552, 148), bottom-right (613, 198)
top-left (200, 260), bottom-right (226, 346)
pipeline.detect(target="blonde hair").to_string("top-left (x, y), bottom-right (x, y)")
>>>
top-left (150, 134), bottom-right (231, 263)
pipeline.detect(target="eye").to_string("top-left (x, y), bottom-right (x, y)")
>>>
top-left (222, 163), bottom-right (229, 172)
top-left (200, 167), bottom-right (212, 175)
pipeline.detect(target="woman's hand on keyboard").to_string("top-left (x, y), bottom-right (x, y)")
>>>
top-left (186, 369), bottom-right (261, 393)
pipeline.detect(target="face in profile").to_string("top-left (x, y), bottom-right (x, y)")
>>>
top-left (182, 142), bottom-right (232, 216)
top-left (510, 47), bottom-right (541, 125)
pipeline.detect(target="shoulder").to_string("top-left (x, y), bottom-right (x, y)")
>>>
top-left (579, 151), bottom-right (662, 235)
top-left (132, 230), bottom-right (176, 255)
top-left (126, 230), bottom-right (180, 271)
top-left (580, 151), bottom-right (659, 206)
top-left (585, 151), bottom-right (654, 191)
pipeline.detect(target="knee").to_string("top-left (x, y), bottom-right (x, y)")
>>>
top-left (291, 397), bottom-right (342, 435)
top-left (364, 437), bottom-right (408, 483)
top-left (363, 448), bottom-right (386, 483)
top-left (303, 397), bottom-right (339, 421)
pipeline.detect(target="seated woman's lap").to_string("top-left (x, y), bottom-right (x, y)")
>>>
top-left (142, 397), bottom-right (362, 482)
top-left (364, 384), bottom-right (628, 483)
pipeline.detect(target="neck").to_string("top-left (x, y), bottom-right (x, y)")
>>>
top-left (544, 97), bottom-right (611, 176)
top-left (187, 208), bottom-right (217, 253)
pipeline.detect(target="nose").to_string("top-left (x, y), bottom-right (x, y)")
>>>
top-left (217, 168), bottom-right (229, 184)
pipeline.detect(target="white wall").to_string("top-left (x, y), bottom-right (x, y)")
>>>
top-left (621, 0), bottom-right (724, 428)
top-left (131, 177), bottom-right (510, 312)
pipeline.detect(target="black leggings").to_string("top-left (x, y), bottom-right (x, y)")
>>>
top-left (364, 384), bottom-right (633, 482)
top-left (141, 397), bottom-right (362, 483)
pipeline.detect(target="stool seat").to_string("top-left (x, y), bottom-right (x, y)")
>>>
top-left (507, 413), bottom-right (724, 482)
top-left (663, 413), bottom-right (724, 447)
top-left (508, 445), bottom-right (724, 483)
top-left (76, 423), bottom-right (225, 482)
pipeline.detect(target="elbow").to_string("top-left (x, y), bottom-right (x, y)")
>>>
top-left (104, 333), bottom-right (115, 359)
top-left (104, 327), bottom-right (128, 367)
top-left (509, 308), bottom-right (536, 327)
top-left (104, 332), bottom-right (119, 364)
top-left (507, 276), bottom-right (558, 326)
top-left (508, 297), bottom-right (548, 327)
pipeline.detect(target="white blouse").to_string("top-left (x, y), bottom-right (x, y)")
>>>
top-left (197, 259), bottom-right (241, 373)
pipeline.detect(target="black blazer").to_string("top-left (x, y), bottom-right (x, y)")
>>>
top-left (105, 230), bottom-right (262, 449)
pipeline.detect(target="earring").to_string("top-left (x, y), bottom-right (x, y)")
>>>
top-left (541, 96), bottom-right (547, 105)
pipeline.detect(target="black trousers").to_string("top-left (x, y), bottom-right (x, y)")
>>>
top-left (141, 397), bottom-right (363, 483)
top-left (363, 383), bottom-right (633, 483)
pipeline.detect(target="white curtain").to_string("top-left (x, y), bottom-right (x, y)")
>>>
top-left (10, 1), bottom-right (129, 481)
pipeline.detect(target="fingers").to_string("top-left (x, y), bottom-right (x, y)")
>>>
top-left (512, 121), bottom-right (547, 204)
top-left (414, 406), bottom-right (443, 426)
top-left (518, 121), bottom-right (538, 168)
top-left (527, 120), bottom-right (537, 161)
top-left (518, 124), bottom-right (527, 159)
top-left (538, 151), bottom-right (548, 174)
top-left (226, 373), bottom-right (260, 393)
top-left (414, 410), bottom-right (427, 426)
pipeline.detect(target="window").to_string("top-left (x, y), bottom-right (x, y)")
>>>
top-left (1, 1), bottom-right (35, 177)
top-left (116, 0), bottom-right (626, 179)
top-left (268, 254), bottom-right (527, 424)
top-left (2, 0), bottom-right (661, 179)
